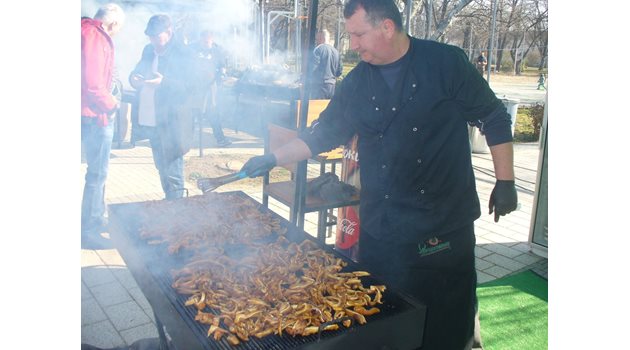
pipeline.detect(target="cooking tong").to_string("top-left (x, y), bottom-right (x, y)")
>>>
top-left (197, 170), bottom-right (248, 193)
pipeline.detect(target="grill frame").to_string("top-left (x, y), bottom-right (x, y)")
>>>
top-left (108, 191), bottom-right (426, 350)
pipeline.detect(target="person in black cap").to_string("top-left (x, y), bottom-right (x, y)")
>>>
top-left (128, 14), bottom-right (198, 199)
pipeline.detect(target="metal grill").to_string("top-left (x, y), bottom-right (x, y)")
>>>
top-left (108, 192), bottom-right (426, 350)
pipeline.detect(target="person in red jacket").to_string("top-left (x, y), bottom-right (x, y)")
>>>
top-left (81, 3), bottom-right (125, 237)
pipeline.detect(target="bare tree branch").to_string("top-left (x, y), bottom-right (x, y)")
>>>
top-left (430, 0), bottom-right (474, 41)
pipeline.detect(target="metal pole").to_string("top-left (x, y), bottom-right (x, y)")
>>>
top-left (293, 0), bottom-right (319, 228)
top-left (337, 0), bottom-right (342, 49)
top-left (267, 11), bottom-right (294, 63)
top-left (261, 0), bottom-right (266, 63)
top-left (468, 23), bottom-right (473, 59)
top-left (487, 0), bottom-right (497, 82)
top-left (513, 46), bottom-right (518, 75)
top-left (296, 0), bottom-right (302, 72)
top-left (266, 12), bottom-right (270, 61)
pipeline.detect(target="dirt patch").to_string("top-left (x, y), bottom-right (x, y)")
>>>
top-left (184, 153), bottom-right (291, 193)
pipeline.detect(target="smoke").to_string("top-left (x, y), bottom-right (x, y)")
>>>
top-left (82, 0), bottom-right (261, 89)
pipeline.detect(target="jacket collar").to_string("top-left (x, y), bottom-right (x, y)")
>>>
top-left (355, 39), bottom-right (420, 133)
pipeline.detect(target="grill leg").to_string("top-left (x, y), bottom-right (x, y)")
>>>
top-left (317, 210), bottom-right (327, 243)
top-left (154, 312), bottom-right (171, 350)
top-left (198, 110), bottom-right (204, 158)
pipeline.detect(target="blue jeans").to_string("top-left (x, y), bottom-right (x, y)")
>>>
top-left (149, 130), bottom-right (185, 200)
top-left (81, 116), bottom-right (114, 230)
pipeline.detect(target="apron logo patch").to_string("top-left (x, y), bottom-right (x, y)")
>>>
top-left (417, 237), bottom-right (451, 257)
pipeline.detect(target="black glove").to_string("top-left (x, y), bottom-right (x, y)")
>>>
top-left (240, 154), bottom-right (277, 178)
top-left (488, 180), bottom-right (518, 222)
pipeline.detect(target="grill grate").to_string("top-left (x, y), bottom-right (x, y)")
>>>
top-left (109, 192), bottom-right (425, 350)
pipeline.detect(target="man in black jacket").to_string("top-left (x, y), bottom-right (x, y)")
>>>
top-left (129, 14), bottom-right (197, 199)
top-left (239, 0), bottom-right (518, 349)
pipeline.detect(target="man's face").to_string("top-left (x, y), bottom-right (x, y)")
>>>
top-left (202, 36), bottom-right (214, 48)
top-left (345, 7), bottom-right (389, 65)
top-left (105, 21), bottom-right (123, 37)
top-left (315, 32), bottom-right (324, 45)
top-left (149, 30), bottom-right (172, 50)
top-left (112, 22), bottom-right (123, 37)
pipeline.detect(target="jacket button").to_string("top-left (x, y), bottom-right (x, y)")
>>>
top-left (391, 107), bottom-right (396, 111)
top-left (372, 96), bottom-right (376, 100)
top-left (379, 134), bottom-right (383, 139)
top-left (417, 158), bottom-right (422, 164)
top-left (420, 189), bottom-right (425, 194)
top-left (412, 83), bottom-right (417, 88)
top-left (381, 164), bottom-right (386, 169)
top-left (413, 127), bottom-right (418, 132)
top-left (375, 107), bottom-right (379, 111)
top-left (384, 194), bottom-right (390, 199)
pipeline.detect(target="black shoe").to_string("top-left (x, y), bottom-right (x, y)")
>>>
top-left (81, 216), bottom-right (111, 249)
top-left (81, 231), bottom-right (114, 250)
top-left (216, 139), bottom-right (232, 148)
top-left (81, 216), bottom-right (109, 236)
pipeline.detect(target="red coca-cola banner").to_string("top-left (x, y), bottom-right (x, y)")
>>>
top-left (335, 135), bottom-right (360, 262)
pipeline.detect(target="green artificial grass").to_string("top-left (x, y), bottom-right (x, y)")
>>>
top-left (477, 270), bottom-right (548, 350)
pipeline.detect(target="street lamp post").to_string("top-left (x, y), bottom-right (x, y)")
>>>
top-left (487, 0), bottom-right (497, 82)
top-left (337, 0), bottom-right (344, 50)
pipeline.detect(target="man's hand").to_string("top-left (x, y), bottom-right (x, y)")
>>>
top-left (144, 72), bottom-right (163, 86)
top-left (240, 154), bottom-right (277, 178)
top-left (489, 180), bottom-right (518, 222)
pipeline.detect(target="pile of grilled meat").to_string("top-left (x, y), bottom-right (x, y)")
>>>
top-left (136, 193), bottom-right (386, 346)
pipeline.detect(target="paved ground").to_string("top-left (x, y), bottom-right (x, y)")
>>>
top-left (81, 81), bottom-right (547, 348)
top-left (490, 78), bottom-right (547, 106)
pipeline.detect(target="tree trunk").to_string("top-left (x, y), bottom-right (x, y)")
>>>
top-left (430, 0), bottom-right (473, 41)
top-left (495, 33), bottom-right (508, 72)
top-left (462, 23), bottom-right (472, 59)
top-left (424, 0), bottom-right (433, 40)
top-left (537, 36), bottom-right (548, 70)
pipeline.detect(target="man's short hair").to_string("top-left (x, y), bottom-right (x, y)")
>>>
top-left (343, 0), bottom-right (403, 32)
top-left (317, 29), bottom-right (330, 43)
top-left (94, 3), bottom-right (125, 26)
top-left (199, 29), bottom-right (214, 39)
top-left (145, 14), bottom-right (172, 36)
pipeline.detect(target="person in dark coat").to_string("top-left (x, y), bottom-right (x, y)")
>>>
top-left (129, 14), bottom-right (198, 199)
top-left (238, 1), bottom-right (518, 349)
top-left (476, 52), bottom-right (487, 75)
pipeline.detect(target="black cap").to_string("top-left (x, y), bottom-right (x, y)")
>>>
top-left (144, 14), bottom-right (171, 36)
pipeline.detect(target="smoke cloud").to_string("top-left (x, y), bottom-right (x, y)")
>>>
top-left (82, 0), bottom-right (261, 89)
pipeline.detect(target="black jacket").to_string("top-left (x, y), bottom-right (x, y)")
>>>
top-left (301, 37), bottom-right (512, 243)
top-left (129, 41), bottom-right (199, 161)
